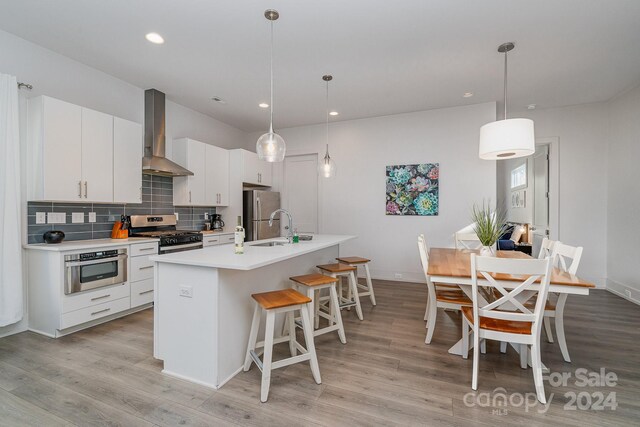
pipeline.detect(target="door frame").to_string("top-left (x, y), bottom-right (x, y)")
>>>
top-left (535, 137), bottom-right (559, 241)
top-left (280, 150), bottom-right (322, 234)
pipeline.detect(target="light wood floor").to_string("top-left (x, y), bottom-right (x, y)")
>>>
top-left (1, 281), bottom-right (638, 426)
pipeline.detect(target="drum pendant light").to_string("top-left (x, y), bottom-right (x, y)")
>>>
top-left (256, 9), bottom-right (286, 162)
top-left (479, 42), bottom-right (535, 160)
top-left (319, 75), bottom-right (337, 178)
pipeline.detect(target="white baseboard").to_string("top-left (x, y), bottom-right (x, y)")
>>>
top-left (606, 279), bottom-right (640, 306)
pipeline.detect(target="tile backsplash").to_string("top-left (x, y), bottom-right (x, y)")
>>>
top-left (27, 175), bottom-right (216, 244)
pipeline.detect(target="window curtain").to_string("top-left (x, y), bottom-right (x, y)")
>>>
top-left (0, 73), bottom-right (23, 326)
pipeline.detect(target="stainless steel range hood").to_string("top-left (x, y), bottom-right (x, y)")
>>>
top-left (142, 89), bottom-right (194, 177)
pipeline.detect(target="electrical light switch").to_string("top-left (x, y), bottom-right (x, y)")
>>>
top-left (72, 212), bottom-right (84, 223)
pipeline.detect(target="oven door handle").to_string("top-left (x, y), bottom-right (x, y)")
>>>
top-left (160, 242), bottom-right (203, 253)
top-left (65, 253), bottom-right (128, 267)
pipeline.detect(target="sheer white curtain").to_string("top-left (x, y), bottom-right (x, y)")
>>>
top-left (0, 73), bottom-right (23, 326)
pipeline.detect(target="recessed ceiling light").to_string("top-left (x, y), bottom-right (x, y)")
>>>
top-left (145, 32), bottom-right (164, 44)
top-left (259, 103), bottom-right (269, 108)
top-left (463, 92), bottom-right (474, 98)
top-left (211, 96), bottom-right (226, 104)
top-left (329, 111), bottom-right (339, 116)
top-left (527, 104), bottom-right (537, 110)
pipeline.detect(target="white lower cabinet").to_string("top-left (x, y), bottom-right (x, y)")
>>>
top-left (202, 233), bottom-right (235, 247)
top-left (130, 242), bottom-right (158, 308)
top-left (26, 241), bottom-right (157, 338)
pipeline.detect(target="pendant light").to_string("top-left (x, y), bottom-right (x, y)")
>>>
top-left (256, 9), bottom-right (286, 162)
top-left (319, 74), bottom-right (337, 178)
top-left (479, 42), bottom-right (535, 160)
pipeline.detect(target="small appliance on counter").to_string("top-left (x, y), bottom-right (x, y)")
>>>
top-left (43, 230), bottom-right (65, 244)
top-left (211, 214), bottom-right (225, 231)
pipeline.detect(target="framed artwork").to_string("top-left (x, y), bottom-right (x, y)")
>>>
top-left (386, 163), bottom-right (439, 216)
top-left (511, 190), bottom-right (526, 208)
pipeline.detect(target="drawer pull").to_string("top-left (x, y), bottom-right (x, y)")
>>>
top-left (138, 265), bottom-right (154, 270)
top-left (91, 308), bottom-right (111, 316)
top-left (139, 290), bottom-right (154, 295)
top-left (138, 247), bottom-right (155, 252)
top-left (227, 236), bottom-right (235, 241)
top-left (90, 294), bottom-right (111, 302)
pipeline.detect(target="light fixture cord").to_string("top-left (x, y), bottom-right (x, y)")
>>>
top-left (269, 19), bottom-right (274, 133)
top-left (503, 47), bottom-right (508, 120)
top-left (325, 79), bottom-right (330, 158)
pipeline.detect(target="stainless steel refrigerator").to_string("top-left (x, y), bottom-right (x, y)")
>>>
top-left (243, 190), bottom-right (281, 241)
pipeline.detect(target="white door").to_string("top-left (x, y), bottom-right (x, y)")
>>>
top-left (81, 108), bottom-right (114, 202)
top-left (113, 117), bottom-right (143, 203)
top-left (283, 154), bottom-right (318, 234)
top-left (205, 144), bottom-right (229, 206)
top-left (532, 145), bottom-right (550, 256)
top-left (42, 97), bottom-right (82, 201)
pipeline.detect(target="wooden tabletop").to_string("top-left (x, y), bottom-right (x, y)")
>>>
top-left (427, 248), bottom-right (594, 288)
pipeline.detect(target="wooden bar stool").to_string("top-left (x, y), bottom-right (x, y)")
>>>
top-left (243, 289), bottom-right (321, 402)
top-left (316, 263), bottom-right (363, 321)
top-left (336, 256), bottom-right (376, 306)
top-left (289, 273), bottom-right (346, 344)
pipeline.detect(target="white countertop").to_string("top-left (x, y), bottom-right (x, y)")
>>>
top-left (150, 234), bottom-right (355, 270)
top-left (24, 237), bottom-right (159, 252)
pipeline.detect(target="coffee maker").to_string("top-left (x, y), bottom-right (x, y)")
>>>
top-left (211, 214), bottom-right (224, 231)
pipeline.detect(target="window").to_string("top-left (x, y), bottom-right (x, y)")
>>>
top-left (511, 163), bottom-right (527, 190)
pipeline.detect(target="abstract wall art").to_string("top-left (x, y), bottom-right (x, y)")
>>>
top-left (386, 163), bottom-right (439, 216)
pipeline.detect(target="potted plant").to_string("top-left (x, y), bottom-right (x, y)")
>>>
top-left (471, 201), bottom-right (507, 256)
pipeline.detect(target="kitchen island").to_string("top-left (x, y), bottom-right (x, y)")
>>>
top-left (151, 234), bottom-right (355, 389)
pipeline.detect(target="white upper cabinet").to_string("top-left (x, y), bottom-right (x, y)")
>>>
top-left (238, 149), bottom-right (272, 186)
top-left (113, 117), bottom-right (143, 204)
top-left (27, 95), bottom-right (142, 204)
top-left (205, 144), bottom-right (230, 206)
top-left (81, 108), bottom-right (113, 202)
top-left (28, 96), bottom-right (83, 201)
top-left (173, 138), bottom-right (206, 206)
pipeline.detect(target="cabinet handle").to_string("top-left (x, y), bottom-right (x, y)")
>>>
top-left (139, 265), bottom-right (154, 270)
top-left (90, 294), bottom-right (111, 302)
top-left (84, 181), bottom-right (88, 198)
top-left (91, 308), bottom-right (111, 316)
top-left (140, 187), bottom-right (142, 201)
top-left (78, 181), bottom-right (82, 198)
top-left (138, 247), bottom-right (155, 252)
top-left (139, 290), bottom-right (154, 295)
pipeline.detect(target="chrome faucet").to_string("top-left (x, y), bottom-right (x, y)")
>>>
top-left (269, 209), bottom-right (293, 243)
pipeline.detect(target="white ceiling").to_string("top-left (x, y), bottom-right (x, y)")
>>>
top-left (2, 0), bottom-right (640, 132)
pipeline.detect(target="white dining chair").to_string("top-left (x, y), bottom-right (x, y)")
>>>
top-left (537, 237), bottom-right (557, 342)
top-left (462, 254), bottom-right (553, 403)
top-left (454, 232), bottom-right (483, 250)
top-left (418, 234), bottom-right (472, 344)
top-left (543, 242), bottom-right (583, 362)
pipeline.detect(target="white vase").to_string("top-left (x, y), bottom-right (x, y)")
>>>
top-left (480, 245), bottom-right (495, 257)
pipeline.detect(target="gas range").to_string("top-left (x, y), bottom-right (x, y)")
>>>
top-left (128, 215), bottom-right (203, 254)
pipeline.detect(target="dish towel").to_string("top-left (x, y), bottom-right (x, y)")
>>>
top-left (0, 73), bottom-right (24, 327)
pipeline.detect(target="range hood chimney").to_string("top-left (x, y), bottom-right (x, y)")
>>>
top-left (142, 89), bottom-right (194, 177)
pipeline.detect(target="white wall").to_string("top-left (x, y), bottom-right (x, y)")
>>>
top-left (0, 29), bottom-right (248, 337)
top-left (606, 83), bottom-right (640, 303)
top-left (255, 103), bottom-right (497, 283)
top-left (501, 103), bottom-right (609, 287)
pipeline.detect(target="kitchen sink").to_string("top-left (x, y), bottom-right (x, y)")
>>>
top-left (252, 241), bottom-right (287, 247)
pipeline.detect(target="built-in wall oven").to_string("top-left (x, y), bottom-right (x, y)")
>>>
top-left (64, 249), bottom-right (128, 295)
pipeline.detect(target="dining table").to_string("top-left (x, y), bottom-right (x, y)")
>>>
top-left (426, 248), bottom-right (595, 370)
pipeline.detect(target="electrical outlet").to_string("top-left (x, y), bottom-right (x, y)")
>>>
top-left (394, 273), bottom-right (403, 279)
top-left (88, 212), bottom-right (97, 223)
top-left (179, 285), bottom-right (193, 298)
top-left (47, 212), bottom-right (66, 224)
top-left (204, 213), bottom-right (209, 220)
top-left (72, 212), bottom-right (84, 223)
top-left (35, 212), bottom-right (46, 224)
top-left (174, 212), bottom-right (180, 221)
